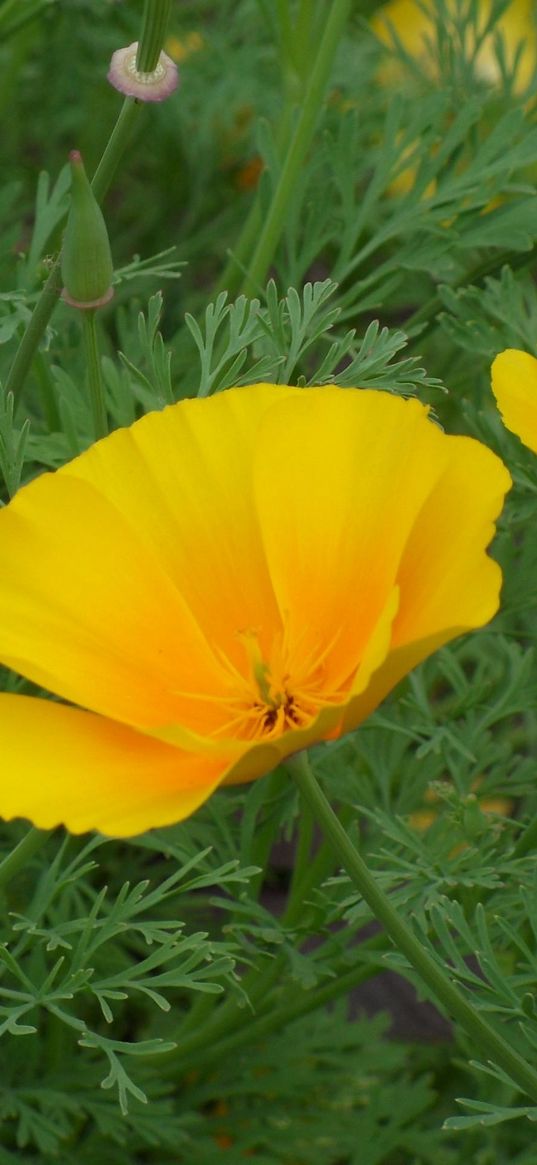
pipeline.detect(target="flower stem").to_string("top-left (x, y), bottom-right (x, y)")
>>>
top-left (238, 0), bottom-right (351, 296)
top-left (5, 100), bottom-right (140, 414)
top-left (136, 0), bottom-right (172, 72)
top-left (90, 98), bottom-right (139, 203)
top-left (153, 799), bottom-right (360, 1074)
top-left (4, 264), bottom-right (63, 410)
top-left (82, 310), bottom-right (107, 440)
top-left (5, 0), bottom-right (174, 414)
top-left (287, 751), bottom-right (537, 1103)
top-left (0, 827), bottom-right (50, 894)
top-left (160, 942), bottom-right (383, 1078)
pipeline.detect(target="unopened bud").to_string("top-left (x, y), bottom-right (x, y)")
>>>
top-left (61, 151), bottom-right (114, 310)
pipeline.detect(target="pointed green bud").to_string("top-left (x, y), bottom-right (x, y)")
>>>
top-left (61, 151), bottom-right (114, 310)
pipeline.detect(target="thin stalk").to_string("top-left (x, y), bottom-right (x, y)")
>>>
top-left (5, 264), bottom-right (63, 409)
top-left (33, 350), bottom-right (62, 432)
top-left (275, 0), bottom-right (294, 61)
top-left (215, 100), bottom-right (297, 298)
top-left (154, 802), bottom-right (358, 1072)
top-left (292, 0), bottom-right (317, 80)
top-left (5, 0), bottom-right (174, 413)
top-left (239, 0), bottom-right (351, 296)
top-left (288, 752), bottom-right (537, 1103)
top-left (283, 803), bottom-right (356, 928)
top-left (286, 795), bottom-right (314, 906)
top-left (158, 945), bottom-right (287, 1067)
top-left (136, 0), bottom-right (172, 72)
top-left (82, 311), bottom-right (107, 440)
top-left (5, 101), bottom-right (140, 414)
top-left (160, 941), bottom-right (385, 1078)
top-left (90, 99), bottom-right (139, 203)
top-left (244, 766), bottom-right (291, 901)
top-left (0, 827), bottom-right (50, 894)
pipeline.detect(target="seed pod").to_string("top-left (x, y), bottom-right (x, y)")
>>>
top-left (61, 151), bottom-right (114, 310)
top-left (108, 41), bottom-right (178, 102)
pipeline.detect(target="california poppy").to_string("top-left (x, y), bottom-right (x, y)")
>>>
top-left (0, 385), bottom-right (509, 836)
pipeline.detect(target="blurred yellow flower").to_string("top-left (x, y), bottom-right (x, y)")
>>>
top-left (491, 348), bottom-right (537, 454)
top-left (165, 31), bottom-right (204, 64)
top-left (372, 0), bottom-right (536, 90)
top-left (0, 385), bottom-right (509, 836)
top-left (409, 779), bottom-right (512, 833)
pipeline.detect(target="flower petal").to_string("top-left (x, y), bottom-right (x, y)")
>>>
top-left (491, 348), bottom-right (537, 455)
top-left (253, 389), bottom-right (453, 691)
top-left (392, 431), bottom-right (511, 645)
top-left (223, 583), bottom-right (401, 785)
top-left (372, 0), bottom-right (535, 89)
top-left (0, 382), bottom-right (510, 832)
top-left (0, 694), bottom-right (222, 837)
top-left (0, 472), bottom-right (230, 732)
top-left (341, 430), bottom-right (511, 731)
top-left (65, 385), bottom-right (301, 675)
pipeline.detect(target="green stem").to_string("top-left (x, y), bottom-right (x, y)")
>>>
top-left (239, 0), bottom-right (351, 296)
top-left (136, 0), bottom-right (172, 72)
top-left (0, 827), bottom-right (50, 894)
top-left (153, 800), bottom-right (358, 1072)
top-left (287, 751), bottom-right (537, 1103)
top-left (159, 945), bottom-right (287, 1068)
top-left (215, 101), bottom-right (296, 299)
top-left (243, 766), bottom-right (291, 902)
top-left (283, 803), bottom-right (356, 928)
top-left (33, 349), bottom-right (62, 432)
top-left (286, 794), bottom-right (314, 904)
top-left (292, 0), bottom-right (317, 80)
top-left (5, 0), bottom-right (173, 414)
top-left (275, 0), bottom-right (294, 63)
top-left (82, 311), bottom-right (107, 439)
top-left (5, 100), bottom-right (140, 414)
top-left (5, 264), bottom-right (63, 409)
top-left (160, 942), bottom-right (384, 1078)
top-left (90, 99), bottom-right (139, 203)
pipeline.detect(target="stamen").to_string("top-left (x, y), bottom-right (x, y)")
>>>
top-left (238, 629), bottom-right (275, 706)
top-left (169, 624), bottom-right (350, 744)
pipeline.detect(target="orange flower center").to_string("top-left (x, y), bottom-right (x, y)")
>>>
top-left (225, 629), bottom-right (310, 738)
top-left (170, 628), bottom-right (351, 742)
top-left (203, 627), bottom-right (346, 743)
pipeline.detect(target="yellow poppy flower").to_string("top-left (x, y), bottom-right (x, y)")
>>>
top-left (0, 385), bottom-right (510, 837)
top-left (372, 0), bottom-right (535, 91)
top-left (491, 348), bottom-right (537, 455)
top-left (165, 31), bottom-right (204, 65)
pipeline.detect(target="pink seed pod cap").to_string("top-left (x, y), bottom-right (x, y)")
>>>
top-left (108, 41), bottom-right (179, 102)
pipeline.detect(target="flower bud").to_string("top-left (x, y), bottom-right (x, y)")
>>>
top-left (61, 151), bottom-right (114, 310)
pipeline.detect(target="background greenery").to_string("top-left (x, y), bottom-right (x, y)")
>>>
top-left (1, 0), bottom-right (537, 1160)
